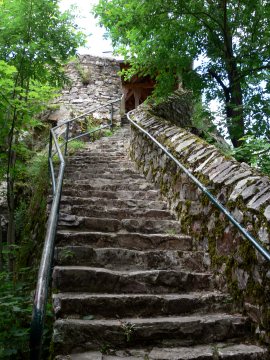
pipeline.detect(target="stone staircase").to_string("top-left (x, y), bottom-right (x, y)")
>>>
top-left (52, 127), bottom-right (268, 359)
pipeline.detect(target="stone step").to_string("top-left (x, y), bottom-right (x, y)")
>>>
top-left (65, 167), bottom-right (142, 176)
top-left (52, 267), bottom-right (213, 293)
top-left (70, 152), bottom-right (127, 157)
top-left (62, 182), bottom-right (155, 192)
top-left (55, 344), bottom-right (268, 360)
top-left (59, 205), bottom-right (173, 220)
top-left (86, 141), bottom-right (127, 148)
top-left (59, 189), bottom-right (161, 201)
top-left (66, 158), bottom-right (129, 166)
top-left (53, 292), bottom-right (232, 319)
top-left (63, 178), bottom-right (156, 189)
top-left (56, 231), bottom-right (193, 251)
top-left (64, 166), bottom-right (139, 176)
top-left (57, 216), bottom-right (182, 234)
top-left (68, 150), bottom-right (127, 156)
top-left (63, 172), bottom-right (144, 181)
top-left (64, 162), bottom-right (134, 170)
top-left (54, 247), bottom-right (207, 271)
top-left (57, 196), bottom-right (167, 210)
top-left (63, 177), bottom-right (152, 184)
top-left (67, 154), bottom-right (126, 161)
top-left (53, 314), bottom-right (249, 354)
top-left (84, 145), bottom-right (126, 151)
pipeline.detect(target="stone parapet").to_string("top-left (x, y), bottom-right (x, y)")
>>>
top-left (129, 106), bottom-right (270, 342)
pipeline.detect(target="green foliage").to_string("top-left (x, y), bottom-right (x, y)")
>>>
top-left (233, 136), bottom-right (270, 175)
top-left (0, 1), bottom-right (86, 358)
top-left (87, 116), bottom-right (103, 139)
top-left (1, 150), bottom-right (50, 359)
top-left (74, 59), bottom-right (91, 85)
top-left (67, 140), bottom-right (86, 155)
top-left (0, 0), bottom-right (85, 86)
top-left (17, 152), bottom-right (49, 264)
top-left (120, 321), bottom-right (135, 342)
top-left (87, 116), bottom-right (116, 141)
top-left (94, 0), bottom-right (270, 147)
top-left (191, 101), bottom-right (232, 156)
top-left (191, 101), bottom-right (216, 135)
top-left (0, 271), bottom-right (32, 359)
top-left (0, 0), bottom-right (85, 177)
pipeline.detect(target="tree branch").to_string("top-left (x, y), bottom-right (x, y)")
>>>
top-left (208, 69), bottom-right (229, 93)
top-left (235, 64), bottom-right (270, 82)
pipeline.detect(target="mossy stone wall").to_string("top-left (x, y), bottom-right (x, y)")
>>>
top-left (129, 107), bottom-right (270, 343)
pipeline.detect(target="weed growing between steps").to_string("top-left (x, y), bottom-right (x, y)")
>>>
top-left (0, 152), bottom-right (51, 359)
top-left (120, 321), bottom-right (135, 342)
top-left (65, 139), bottom-right (86, 156)
top-left (87, 116), bottom-right (117, 141)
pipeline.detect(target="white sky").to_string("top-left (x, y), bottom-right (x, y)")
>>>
top-left (59, 0), bottom-right (114, 56)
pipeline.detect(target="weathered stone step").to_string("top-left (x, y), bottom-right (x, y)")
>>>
top-left (63, 178), bottom-right (155, 189)
top-left (57, 216), bottom-right (182, 234)
top-left (57, 196), bottom-right (167, 210)
top-left (67, 154), bottom-right (126, 160)
top-left (66, 159), bottom-right (129, 166)
top-left (68, 151), bottom-right (126, 157)
top-left (53, 292), bottom-right (231, 319)
top-left (64, 162), bottom-right (134, 169)
top-left (62, 182), bottom-right (155, 193)
top-left (53, 314), bottom-right (249, 354)
top-left (86, 141), bottom-right (127, 148)
top-left (60, 189), bottom-right (161, 201)
top-left (64, 167), bottom-right (140, 177)
top-left (54, 247), bottom-right (206, 271)
top-left (85, 144), bottom-right (126, 151)
top-left (71, 147), bottom-right (126, 153)
top-left (71, 148), bottom-right (126, 154)
top-left (63, 176), bottom-right (150, 184)
top-left (55, 344), bottom-right (268, 360)
top-left (65, 167), bottom-right (141, 176)
top-left (59, 205), bottom-right (173, 220)
top-left (56, 231), bottom-right (193, 251)
top-left (53, 267), bottom-right (213, 293)
top-left (63, 172), bottom-right (144, 181)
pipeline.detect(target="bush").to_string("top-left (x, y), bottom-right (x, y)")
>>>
top-left (233, 136), bottom-right (270, 175)
top-left (0, 270), bottom-right (32, 359)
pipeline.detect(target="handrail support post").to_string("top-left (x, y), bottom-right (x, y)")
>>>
top-left (64, 122), bottom-right (70, 156)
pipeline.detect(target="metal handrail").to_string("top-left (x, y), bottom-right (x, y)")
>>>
top-left (127, 110), bottom-right (270, 262)
top-left (30, 98), bottom-right (121, 359)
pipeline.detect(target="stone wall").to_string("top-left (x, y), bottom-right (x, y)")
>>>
top-left (129, 106), bottom-right (270, 342)
top-left (149, 89), bottom-right (193, 128)
top-left (47, 55), bottom-right (122, 126)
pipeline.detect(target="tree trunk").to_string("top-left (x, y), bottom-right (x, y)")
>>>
top-left (7, 149), bottom-right (16, 273)
top-left (221, 0), bottom-right (245, 148)
top-left (0, 222), bottom-right (3, 272)
top-left (225, 61), bottom-right (245, 148)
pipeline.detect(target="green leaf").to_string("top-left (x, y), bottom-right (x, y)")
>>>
top-left (82, 315), bottom-right (95, 320)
